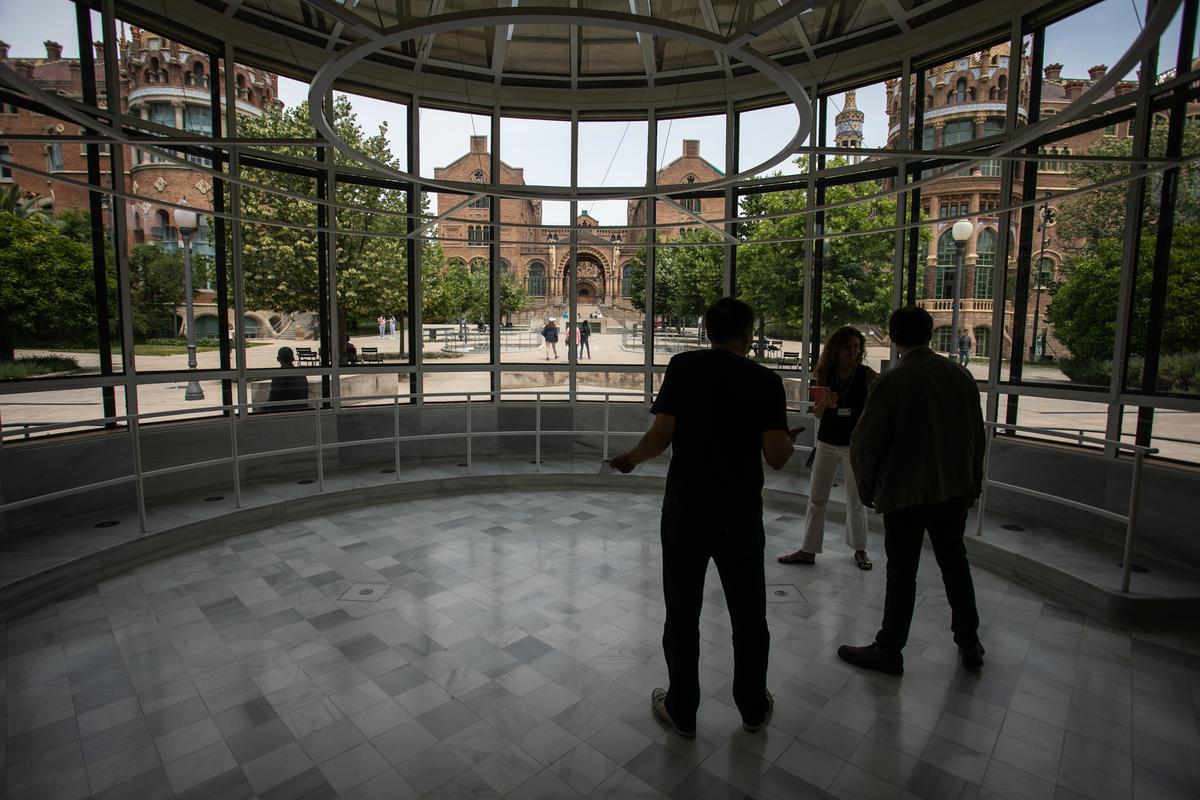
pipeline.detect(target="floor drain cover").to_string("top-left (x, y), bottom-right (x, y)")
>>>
top-left (380, 468), bottom-right (395, 473)
top-left (338, 583), bottom-right (388, 602)
top-left (205, 496), bottom-right (224, 502)
top-left (1001, 524), bottom-right (1026, 531)
top-left (297, 479), bottom-right (314, 485)
top-left (94, 520), bottom-right (120, 528)
top-left (766, 583), bottom-right (806, 603)
top-left (1118, 562), bottom-right (1150, 573)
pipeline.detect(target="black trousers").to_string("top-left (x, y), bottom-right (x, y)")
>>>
top-left (875, 496), bottom-right (980, 654)
top-left (660, 513), bottom-right (770, 730)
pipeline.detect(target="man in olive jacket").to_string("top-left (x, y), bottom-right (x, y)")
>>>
top-left (840, 306), bottom-right (986, 675)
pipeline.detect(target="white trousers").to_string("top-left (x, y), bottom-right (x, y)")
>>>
top-left (802, 440), bottom-right (868, 553)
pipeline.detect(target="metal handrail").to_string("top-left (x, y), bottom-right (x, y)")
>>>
top-left (974, 421), bottom-right (1158, 592)
top-left (0, 388), bottom-right (814, 531)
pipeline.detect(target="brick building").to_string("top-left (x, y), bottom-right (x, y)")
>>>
top-left (883, 45), bottom-right (1197, 359)
top-left (0, 30), bottom-right (281, 337)
top-left (434, 136), bottom-right (723, 318)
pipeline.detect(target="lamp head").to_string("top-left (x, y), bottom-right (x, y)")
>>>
top-left (173, 199), bottom-right (198, 234)
top-left (952, 218), bottom-right (973, 243)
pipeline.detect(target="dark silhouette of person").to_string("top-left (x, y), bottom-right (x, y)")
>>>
top-left (579, 319), bottom-right (592, 358)
top-left (267, 346), bottom-right (310, 412)
top-left (611, 297), bottom-right (804, 738)
top-left (840, 306), bottom-right (986, 675)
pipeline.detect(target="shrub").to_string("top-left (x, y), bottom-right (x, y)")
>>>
top-left (0, 355), bottom-right (80, 379)
top-left (1058, 351), bottom-right (1200, 394)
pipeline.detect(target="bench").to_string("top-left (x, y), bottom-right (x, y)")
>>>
top-left (295, 347), bottom-right (319, 367)
top-left (360, 346), bottom-right (383, 364)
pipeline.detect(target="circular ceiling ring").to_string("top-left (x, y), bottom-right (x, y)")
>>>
top-left (307, 6), bottom-right (813, 203)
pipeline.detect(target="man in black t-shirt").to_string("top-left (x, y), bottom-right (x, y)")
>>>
top-left (611, 297), bottom-right (803, 738)
top-left (266, 347), bottom-right (310, 412)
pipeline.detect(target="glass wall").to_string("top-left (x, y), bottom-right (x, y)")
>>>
top-left (2, 0), bottom-right (1198, 472)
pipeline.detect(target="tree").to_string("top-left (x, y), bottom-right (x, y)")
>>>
top-left (234, 95), bottom-right (441, 338)
top-left (0, 211), bottom-right (97, 360)
top-left (651, 228), bottom-right (724, 329)
top-left (127, 244), bottom-right (185, 339)
top-left (0, 185), bottom-right (49, 222)
top-left (1049, 118), bottom-right (1199, 367)
top-left (421, 260), bottom-right (531, 324)
top-left (738, 156), bottom-right (901, 338)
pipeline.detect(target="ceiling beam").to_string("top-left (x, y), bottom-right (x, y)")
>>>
top-left (408, 192), bottom-right (486, 239)
top-left (697, 0), bottom-right (734, 79)
top-left (878, 0), bottom-right (912, 33)
top-left (223, 0), bottom-right (245, 18)
top-left (304, 0), bottom-right (382, 41)
top-left (414, 0), bottom-right (447, 73)
top-left (729, 0), bottom-right (817, 49)
top-left (633, 0), bottom-right (657, 87)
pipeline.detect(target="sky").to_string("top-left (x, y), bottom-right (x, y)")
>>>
top-left (2, 0), bottom-right (1193, 227)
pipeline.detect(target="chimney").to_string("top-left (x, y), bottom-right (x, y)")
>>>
top-left (1043, 63), bottom-right (1062, 82)
top-left (0, 42), bottom-right (9, 60)
top-left (44, 40), bottom-right (63, 61)
top-left (682, 139), bottom-right (699, 157)
top-left (1064, 80), bottom-right (1084, 100)
top-left (1088, 64), bottom-right (1107, 82)
top-left (469, 135), bottom-right (487, 153)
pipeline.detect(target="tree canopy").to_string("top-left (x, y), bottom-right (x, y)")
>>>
top-left (0, 211), bottom-right (98, 360)
top-left (1049, 118), bottom-right (1199, 367)
top-left (235, 95), bottom-right (438, 333)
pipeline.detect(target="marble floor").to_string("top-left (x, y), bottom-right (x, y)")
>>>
top-left (3, 488), bottom-right (1199, 800)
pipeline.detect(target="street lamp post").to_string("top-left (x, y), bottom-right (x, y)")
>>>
top-left (1030, 191), bottom-right (1055, 362)
top-left (950, 218), bottom-right (973, 359)
top-left (174, 202), bottom-right (204, 401)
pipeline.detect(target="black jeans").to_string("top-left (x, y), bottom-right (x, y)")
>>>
top-left (660, 513), bottom-right (770, 730)
top-left (875, 497), bottom-right (980, 654)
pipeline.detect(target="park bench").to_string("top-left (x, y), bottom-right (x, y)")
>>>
top-left (360, 346), bottom-right (383, 364)
top-left (295, 347), bottom-right (319, 366)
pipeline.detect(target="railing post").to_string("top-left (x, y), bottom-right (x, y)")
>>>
top-left (393, 395), bottom-right (401, 481)
top-left (603, 392), bottom-right (610, 462)
top-left (466, 392), bottom-right (473, 474)
top-left (131, 417), bottom-right (148, 533)
top-left (314, 401), bottom-right (324, 492)
top-left (229, 403), bottom-right (242, 508)
top-left (535, 392), bottom-right (542, 473)
top-left (1120, 448), bottom-right (1147, 592)
top-left (974, 423), bottom-right (994, 537)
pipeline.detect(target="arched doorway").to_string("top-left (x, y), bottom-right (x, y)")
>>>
top-left (560, 252), bottom-right (607, 304)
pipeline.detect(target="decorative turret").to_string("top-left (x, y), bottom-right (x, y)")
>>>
top-left (835, 89), bottom-right (865, 162)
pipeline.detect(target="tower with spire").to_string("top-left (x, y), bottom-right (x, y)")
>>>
top-left (835, 90), bottom-right (865, 163)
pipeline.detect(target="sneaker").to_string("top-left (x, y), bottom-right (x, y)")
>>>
top-left (650, 688), bottom-right (695, 739)
top-left (837, 643), bottom-right (904, 676)
top-left (959, 641), bottom-right (985, 672)
top-left (742, 690), bottom-right (774, 732)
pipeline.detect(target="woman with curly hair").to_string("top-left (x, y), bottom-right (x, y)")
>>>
top-left (779, 325), bottom-right (877, 569)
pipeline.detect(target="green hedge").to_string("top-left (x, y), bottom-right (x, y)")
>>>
top-left (1059, 351), bottom-right (1200, 393)
top-left (0, 355), bottom-right (80, 379)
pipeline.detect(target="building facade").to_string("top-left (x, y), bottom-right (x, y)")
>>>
top-left (0, 31), bottom-right (281, 337)
top-left (882, 45), bottom-right (1197, 359)
top-left (434, 136), bottom-right (724, 318)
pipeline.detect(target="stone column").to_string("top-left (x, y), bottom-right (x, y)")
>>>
top-left (933, 121), bottom-right (945, 149)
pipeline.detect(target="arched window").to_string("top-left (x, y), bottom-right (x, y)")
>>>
top-left (1038, 257), bottom-right (1055, 288)
top-left (236, 73), bottom-right (247, 99)
top-left (192, 62), bottom-right (206, 87)
top-left (680, 198), bottom-right (701, 213)
top-left (621, 263), bottom-right (635, 297)
top-left (153, 209), bottom-right (170, 242)
top-left (973, 326), bottom-right (990, 357)
top-left (955, 78), bottom-right (967, 103)
top-left (0, 145), bottom-right (12, 182)
top-left (926, 94), bottom-right (933, 109)
top-left (469, 258), bottom-right (487, 273)
top-left (527, 262), bottom-right (546, 296)
top-left (933, 326), bottom-right (954, 353)
top-left (968, 87), bottom-right (976, 101)
top-left (998, 74), bottom-right (1008, 97)
top-left (499, 259), bottom-right (510, 275)
top-left (448, 257), bottom-right (466, 269)
top-left (974, 228), bottom-right (996, 299)
top-left (936, 230), bottom-right (958, 299)
top-left (468, 196), bottom-right (490, 209)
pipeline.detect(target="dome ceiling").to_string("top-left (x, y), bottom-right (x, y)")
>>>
top-left (115, 0), bottom-right (1088, 118)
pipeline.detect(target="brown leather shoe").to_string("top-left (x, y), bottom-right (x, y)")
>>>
top-left (837, 643), bottom-right (904, 676)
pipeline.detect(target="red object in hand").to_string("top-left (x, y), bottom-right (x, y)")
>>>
top-left (809, 386), bottom-right (830, 403)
